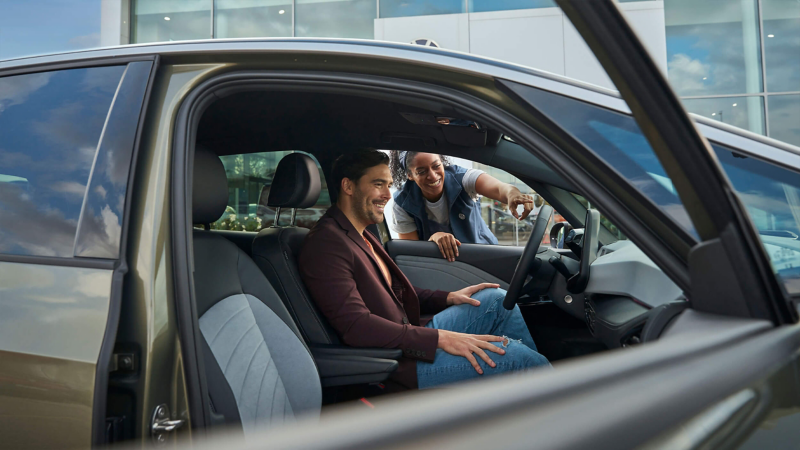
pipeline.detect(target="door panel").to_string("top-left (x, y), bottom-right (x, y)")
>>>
top-left (386, 240), bottom-right (523, 287)
top-left (394, 255), bottom-right (509, 292)
top-left (0, 262), bottom-right (113, 449)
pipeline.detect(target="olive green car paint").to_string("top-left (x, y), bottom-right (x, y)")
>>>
top-left (121, 63), bottom-right (227, 444)
top-left (0, 262), bottom-right (112, 448)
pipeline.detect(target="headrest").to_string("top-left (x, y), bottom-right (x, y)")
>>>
top-left (192, 146), bottom-right (228, 224)
top-left (262, 153), bottom-right (321, 209)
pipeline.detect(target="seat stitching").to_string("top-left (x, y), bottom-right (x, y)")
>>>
top-left (254, 350), bottom-right (272, 422)
top-left (207, 305), bottom-right (250, 345)
top-left (223, 322), bottom-right (259, 374)
top-left (270, 371), bottom-right (281, 420)
top-left (239, 339), bottom-right (266, 401)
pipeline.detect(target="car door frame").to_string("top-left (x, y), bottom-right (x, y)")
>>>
top-left (0, 54), bottom-right (159, 448)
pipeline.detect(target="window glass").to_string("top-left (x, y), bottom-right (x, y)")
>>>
top-left (513, 84), bottom-right (800, 293)
top-left (665, 0), bottom-right (763, 96)
top-left (211, 151), bottom-right (330, 232)
top-left (468, 0), bottom-right (555, 13)
top-left (516, 85), bottom-right (697, 237)
top-left (379, 0), bottom-right (463, 18)
top-left (134, 0), bottom-right (211, 43)
top-left (214, 0), bottom-right (292, 38)
top-left (295, 0), bottom-right (376, 38)
top-left (682, 96), bottom-right (765, 135)
top-left (714, 144), bottom-right (800, 294)
top-left (768, 95), bottom-right (800, 147)
top-left (0, 66), bottom-right (125, 257)
top-left (572, 194), bottom-right (628, 241)
top-left (385, 156), bottom-right (568, 247)
top-left (762, 0), bottom-right (800, 94)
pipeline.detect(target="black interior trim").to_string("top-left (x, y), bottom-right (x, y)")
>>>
top-left (387, 240), bottom-right (523, 284)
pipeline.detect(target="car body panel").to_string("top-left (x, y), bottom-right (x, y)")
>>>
top-left (118, 62), bottom-right (228, 442)
top-left (0, 16), bottom-right (798, 447)
top-left (0, 262), bottom-right (112, 448)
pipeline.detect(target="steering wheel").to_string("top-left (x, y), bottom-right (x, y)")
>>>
top-left (503, 205), bottom-right (553, 310)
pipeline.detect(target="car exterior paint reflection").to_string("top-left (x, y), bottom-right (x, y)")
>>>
top-left (0, 261), bottom-right (112, 447)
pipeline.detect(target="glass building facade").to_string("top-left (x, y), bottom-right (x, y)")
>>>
top-left (665, 0), bottom-right (800, 146)
top-left (0, 1), bottom-right (795, 147)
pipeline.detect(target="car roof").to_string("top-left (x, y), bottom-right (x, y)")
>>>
top-left (2, 38), bottom-right (797, 165)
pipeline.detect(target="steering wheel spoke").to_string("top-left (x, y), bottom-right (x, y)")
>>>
top-left (503, 205), bottom-right (554, 310)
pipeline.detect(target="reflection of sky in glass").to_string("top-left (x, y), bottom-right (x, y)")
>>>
top-left (682, 96), bottom-right (764, 134)
top-left (469, 0), bottom-right (555, 13)
top-left (0, 66), bottom-right (124, 257)
top-left (762, 0), bottom-right (800, 93)
top-left (519, 86), bottom-right (696, 236)
top-left (380, 0), bottom-right (463, 18)
top-left (665, 0), bottom-right (762, 96)
top-left (215, 0), bottom-right (292, 38)
top-left (296, 0), bottom-right (376, 38)
top-left (768, 95), bottom-right (800, 147)
top-left (715, 144), bottom-right (800, 293)
top-left (75, 62), bottom-right (152, 259)
top-left (0, 0), bottom-right (102, 60)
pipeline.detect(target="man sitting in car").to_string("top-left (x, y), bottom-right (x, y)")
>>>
top-left (298, 149), bottom-right (550, 390)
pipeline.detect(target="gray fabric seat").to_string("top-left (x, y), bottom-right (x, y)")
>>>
top-left (192, 147), bottom-right (321, 435)
top-left (252, 153), bottom-right (341, 345)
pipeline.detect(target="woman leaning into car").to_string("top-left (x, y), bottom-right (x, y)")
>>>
top-left (389, 151), bottom-right (535, 261)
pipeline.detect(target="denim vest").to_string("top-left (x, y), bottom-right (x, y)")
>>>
top-left (393, 165), bottom-right (498, 245)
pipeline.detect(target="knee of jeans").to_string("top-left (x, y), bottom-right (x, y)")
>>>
top-left (501, 340), bottom-right (550, 368)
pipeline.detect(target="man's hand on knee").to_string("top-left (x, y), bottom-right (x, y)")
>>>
top-left (437, 330), bottom-right (506, 375)
top-left (446, 283), bottom-right (500, 306)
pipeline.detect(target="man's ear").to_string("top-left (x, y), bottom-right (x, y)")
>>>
top-left (340, 178), bottom-right (353, 197)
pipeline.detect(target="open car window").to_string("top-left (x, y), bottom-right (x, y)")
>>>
top-left (385, 154), bottom-right (569, 247)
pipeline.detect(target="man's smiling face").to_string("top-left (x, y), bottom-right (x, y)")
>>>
top-left (350, 163), bottom-right (392, 226)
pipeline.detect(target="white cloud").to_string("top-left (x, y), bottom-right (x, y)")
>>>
top-left (667, 53), bottom-right (710, 96)
top-left (0, 72), bottom-right (53, 115)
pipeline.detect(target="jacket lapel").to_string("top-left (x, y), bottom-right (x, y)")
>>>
top-left (329, 206), bottom-right (401, 303)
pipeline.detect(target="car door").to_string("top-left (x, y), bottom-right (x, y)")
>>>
top-left (197, 1), bottom-right (800, 448)
top-left (0, 58), bottom-right (155, 448)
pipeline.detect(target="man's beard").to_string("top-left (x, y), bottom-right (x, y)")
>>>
top-left (352, 188), bottom-right (383, 225)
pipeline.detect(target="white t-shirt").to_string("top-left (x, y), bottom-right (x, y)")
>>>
top-left (390, 168), bottom-right (484, 235)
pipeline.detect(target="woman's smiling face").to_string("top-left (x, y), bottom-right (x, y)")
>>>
top-left (407, 152), bottom-right (445, 201)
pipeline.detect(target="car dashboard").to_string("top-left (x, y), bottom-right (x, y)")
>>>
top-left (548, 240), bottom-right (686, 348)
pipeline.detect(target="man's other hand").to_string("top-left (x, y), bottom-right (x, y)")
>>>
top-left (446, 283), bottom-right (500, 306)
top-left (437, 330), bottom-right (506, 374)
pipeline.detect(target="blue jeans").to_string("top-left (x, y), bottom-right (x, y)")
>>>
top-left (417, 288), bottom-right (551, 389)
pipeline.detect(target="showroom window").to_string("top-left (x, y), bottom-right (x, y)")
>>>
top-left (295, 0), bottom-right (376, 38)
top-left (214, 0), bottom-right (292, 38)
top-left (134, 0), bottom-right (212, 43)
top-left (665, 0), bottom-right (800, 147)
top-left (0, 66), bottom-right (129, 258)
top-left (211, 151), bottom-right (330, 232)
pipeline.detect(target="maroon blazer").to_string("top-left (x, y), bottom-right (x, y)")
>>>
top-left (298, 205), bottom-right (449, 389)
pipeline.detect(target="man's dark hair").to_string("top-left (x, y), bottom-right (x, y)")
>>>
top-left (331, 149), bottom-right (390, 203)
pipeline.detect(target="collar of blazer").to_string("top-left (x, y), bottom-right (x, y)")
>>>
top-left (328, 205), bottom-right (403, 303)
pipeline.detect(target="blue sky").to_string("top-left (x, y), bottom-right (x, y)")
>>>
top-left (0, 0), bottom-right (102, 60)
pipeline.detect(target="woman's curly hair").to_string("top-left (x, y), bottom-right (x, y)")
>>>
top-left (389, 151), bottom-right (451, 189)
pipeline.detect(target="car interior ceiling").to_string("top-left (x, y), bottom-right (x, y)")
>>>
top-left (189, 88), bottom-right (607, 419)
